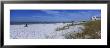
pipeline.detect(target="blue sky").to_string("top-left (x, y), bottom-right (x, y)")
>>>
top-left (10, 10), bottom-right (101, 22)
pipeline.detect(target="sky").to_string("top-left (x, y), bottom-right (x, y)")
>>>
top-left (10, 10), bottom-right (101, 22)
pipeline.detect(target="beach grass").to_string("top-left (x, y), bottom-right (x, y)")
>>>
top-left (66, 20), bottom-right (101, 39)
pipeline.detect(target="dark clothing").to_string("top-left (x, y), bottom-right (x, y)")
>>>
top-left (24, 24), bottom-right (28, 27)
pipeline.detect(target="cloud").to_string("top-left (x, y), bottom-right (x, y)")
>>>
top-left (41, 10), bottom-right (80, 17)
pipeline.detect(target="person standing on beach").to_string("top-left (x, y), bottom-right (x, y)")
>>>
top-left (24, 24), bottom-right (28, 27)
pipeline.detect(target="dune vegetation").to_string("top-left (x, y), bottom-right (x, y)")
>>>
top-left (65, 20), bottom-right (101, 39)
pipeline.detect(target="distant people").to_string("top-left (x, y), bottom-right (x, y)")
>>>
top-left (24, 24), bottom-right (28, 27)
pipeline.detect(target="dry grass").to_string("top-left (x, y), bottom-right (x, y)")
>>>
top-left (66, 20), bottom-right (101, 39)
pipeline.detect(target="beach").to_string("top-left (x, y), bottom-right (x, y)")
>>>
top-left (10, 23), bottom-right (84, 39)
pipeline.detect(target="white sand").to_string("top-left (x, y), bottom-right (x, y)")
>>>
top-left (10, 23), bottom-right (84, 39)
